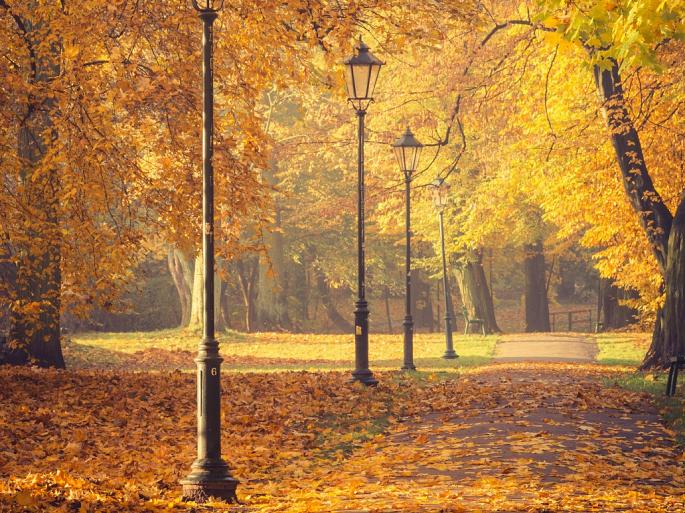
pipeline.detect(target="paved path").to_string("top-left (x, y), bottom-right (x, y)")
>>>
top-left (494, 332), bottom-right (598, 363)
top-left (322, 365), bottom-right (684, 512)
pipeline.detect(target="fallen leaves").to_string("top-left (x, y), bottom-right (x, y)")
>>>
top-left (0, 363), bottom-right (683, 512)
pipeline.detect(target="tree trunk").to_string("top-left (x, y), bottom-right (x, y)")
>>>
top-left (384, 285), bottom-right (393, 333)
top-left (0, 243), bottom-right (16, 334)
top-left (642, 306), bottom-right (665, 369)
top-left (600, 279), bottom-right (638, 330)
top-left (188, 254), bottom-right (226, 331)
top-left (168, 248), bottom-right (193, 327)
top-left (219, 280), bottom-right (231, 331)
top-left (454, 249), bottom-right (500, 334)
top-left (188, 254), bottom-right (203, 331)
top-left (315, 267), bottom-right (353, 333)
top-left (524, 241), bottom-right (550, 332)
top-left (661, 197), bottom-right (685, 362)
top-left (594, 60), bottom-right (683, 368)
top-left (5, 12), bottom-right (63, 368)
top-left (412, 271), bottom-right (434, 331)
top-left (236, 256), bottom-right (258, 332)
top-left (642, 196), bottom-right (685, 368)
top-left (255, 208), bottom-right (290, 331)
top-left (7, 234), bottom-right (63, 368)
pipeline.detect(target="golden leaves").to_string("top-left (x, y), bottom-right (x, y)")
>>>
top-left (0, 362), bottom-right (683, 512)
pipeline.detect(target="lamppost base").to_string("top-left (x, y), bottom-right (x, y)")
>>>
top-left (351, 369), bottom-right (378, 386)
top-left (181, 461), bottom-right (238, 504)
top-left (442, 350), bottom-right (459, 360)
top-left (181, 480), bottom-right (238, 504)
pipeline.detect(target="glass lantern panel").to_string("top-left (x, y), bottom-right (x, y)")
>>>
top-left (367, 64), bottom-right (381, 98)
top-left (344, 65), bottom-right (356, 99)
top-left (352, 64), bottom-right (371, 99)
top-left (393, 146), bottom-right (407, 171)
top-left (410, 145), bottom-right (422, 173)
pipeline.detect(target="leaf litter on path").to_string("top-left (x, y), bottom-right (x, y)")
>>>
top-left (0, 363), bottom-right (683, 512)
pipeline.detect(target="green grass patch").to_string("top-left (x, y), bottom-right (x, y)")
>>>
top-left (68, 329), bottom-right (497, 373)
top-left (594, 332), bottom-right (651, 366)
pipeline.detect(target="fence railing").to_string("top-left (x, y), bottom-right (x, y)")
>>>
top-left (550, 309), bottom-right (593, 332)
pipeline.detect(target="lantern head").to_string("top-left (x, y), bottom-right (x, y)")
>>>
top-left (392, 128), bottom-right (423, 179)
top-left (429, 178), bottom-right (450, 212)
top-left (343, 38), bottom-right (384, 112)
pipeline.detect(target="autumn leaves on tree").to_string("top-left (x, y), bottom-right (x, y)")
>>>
top-left (1, 0), bottom-right (684, 367)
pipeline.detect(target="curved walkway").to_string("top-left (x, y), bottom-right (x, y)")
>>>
top-left (494, 332), bottom-right (598, 363)
top-left (317, 364), bottom-right (684, 512)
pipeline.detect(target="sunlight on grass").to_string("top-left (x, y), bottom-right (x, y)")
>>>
top-left (594, 333), bottom-right (651, 366)
top-left (69, 330), bottom-right (497, 372)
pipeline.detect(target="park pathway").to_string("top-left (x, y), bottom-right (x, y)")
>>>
top-left (314, 365), bottom-right (684, 512)
top-left (301, 335), bottom-right (684, 512)
top-left (493, 332), bottom-right (598, 363)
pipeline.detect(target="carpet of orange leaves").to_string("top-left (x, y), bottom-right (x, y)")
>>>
top-left (0, 363), bottom-right (683, 512)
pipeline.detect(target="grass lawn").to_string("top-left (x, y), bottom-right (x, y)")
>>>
top-left (594, 332), bottom-right (652, 366)
top-left (67, 329), bottom-right (497, 373)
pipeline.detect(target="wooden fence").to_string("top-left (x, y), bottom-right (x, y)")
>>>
top-left (550, 309), bottom-right (594, 332)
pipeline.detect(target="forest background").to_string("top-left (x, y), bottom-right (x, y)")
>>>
top-left (1, 0), bottom-right (684, 369)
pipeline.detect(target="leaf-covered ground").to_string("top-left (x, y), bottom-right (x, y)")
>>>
top-left (1, 361), bottom-right (683, 512)
top-left (64, 331), bottom-right (497, 372)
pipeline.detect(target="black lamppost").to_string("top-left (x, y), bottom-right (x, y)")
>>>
top-left (392, 128), bottom-right (423, 371)
top-left (430, 178), bottom-right (458, 359)
top-left (181, 0), bottom-right (238, 503)
top-left (343, 38), bottom-right (383, 386)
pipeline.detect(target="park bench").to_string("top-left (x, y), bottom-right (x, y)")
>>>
top-left (666, 355), bottom-right (685, 397)
top-left (462, 306), bottom-right (485, 336)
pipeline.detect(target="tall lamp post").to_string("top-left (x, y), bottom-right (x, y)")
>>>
top-left (392, 128), bottom-right (423, 371)
top-left (181, 0), bottom-right (238, 503)
top-left (343, 39), bottom-right (383, 386)
top-left (430, 178), bottom-right (458, 359)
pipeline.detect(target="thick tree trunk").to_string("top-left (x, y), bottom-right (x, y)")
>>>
top-left (315, 267), bottom-right (352, 333)
top-left (594, 60), bottom-right (682, 368)
top-left (0, 243), bottom-right (16, 334)
top-left (168, 248), bottom-right (193, 327)
top-left (524, 241), bottom-right (550, 332)
top-left (594, 61), bottom-right (672, 274)
top-left (600, 279), bottom-right (638, 330)
top-left (642, 306), bottom-right (665, 369)
top-left (188, 254), bottom-right (226, 331)
top-left (454, 249), bottom-right (500, 334)
top-left (7, 234), bottom-right (63, 368)
top-left (642, 197), bottom-right (685, 368)
top-left (412, 271), bottom-right (434, 331)
top-left (188, 254), bottom-right (203, 331)
top-left (255, 209), bottom-right (290, 331)
top-left (661, 198), bottom-right (685, 361)
top-left (5, 14), bottom-right (63, 368)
